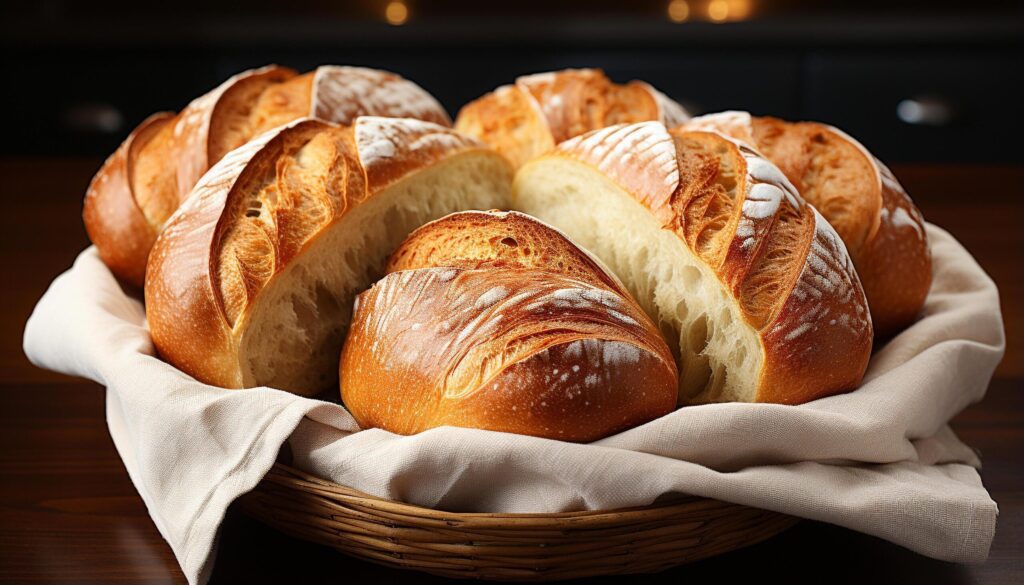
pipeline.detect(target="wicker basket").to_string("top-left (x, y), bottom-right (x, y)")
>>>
top-left (239, 463), bottom-right (798, 580)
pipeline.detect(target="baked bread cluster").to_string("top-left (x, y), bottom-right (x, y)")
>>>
top-left (82, 66), bottom-right (933, 441)
top-left (84, 65), bottom-right (450, 287)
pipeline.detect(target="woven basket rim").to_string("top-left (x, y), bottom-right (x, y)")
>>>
top-left (266, 462), bottom-right (720, 521)
top-left (243, 464), bottom-right (800, 580)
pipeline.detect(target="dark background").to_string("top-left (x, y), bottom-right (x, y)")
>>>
top-left (2, 0), bottom-right (1022, 162)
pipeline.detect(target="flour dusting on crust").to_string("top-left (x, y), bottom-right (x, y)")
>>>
top-left (355, 117), bottom-right (483, 190)
top-left (311, 66), bottom-right (450, 127)
top-left (559, 122), bottom-right (680, 199)
top-left (770, 208), bottom-right (870, 343)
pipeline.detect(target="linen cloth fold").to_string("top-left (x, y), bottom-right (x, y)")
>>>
top-left (24, 224), bottom-right (1004, 585)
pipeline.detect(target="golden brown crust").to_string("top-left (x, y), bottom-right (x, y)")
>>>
top-left (547, 122), bottom-right (872, 405)
top-left (206, 67), bottom-right (301, 165)
top-left (516, 69), bottom-right (654, 144)
top-left (455, 69), bottom-right (689, 169)
top-left (247, 73), bottom-right (316, 139)
top-left (87, 65), bottom-right (452, 287)
top-left (682, 112), bottom-right (932, 336)
top-left (453, 84), bottom-right (554, 171)
top-left (212, 123), bottom-right (358, 327)
top-left (853, 160), bottom-right (932, 337)
top-left (83, 112), bottom-right (175, 288)
top-left (353, 117), bottom-right (482, 193)
top-left (749, 117), bottom-right (881, 253)
top-left (88, 65), bottom-right (297, 287)
top-left (145, 117), bottom-right (500, 391)
top-left (341, 211), bottom-right (678, 441)
top-left (308, 66), bottom-right (452, 128)
top-left (146, 121), bottom-right (321, 388)
top-left (386, 210), bottom-right (626, 294)
top-left (757, 207), bottom-right (873, 404)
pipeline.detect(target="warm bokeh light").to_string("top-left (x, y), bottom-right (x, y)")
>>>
top-left (707, 0), bottom-right (729, 22)
top-left (706, 0), bottom-right (753, 23)
top-left (385, 1), bottom-right (409, 25)
top-left (667, 0), bottom-right (690, 23)
top-left (728, 0), bottom-right (753, 20)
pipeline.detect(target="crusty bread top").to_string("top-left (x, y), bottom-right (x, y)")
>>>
top-left (309, 66), bottom-right (451, 128)
top-left (382, 210), bottom-right (675, 387)
top-left (455, 68), bottom-right (689, 168)
top-left (86, 64), bottom-right (452, 287)
top-left (748, 116), bottom-right (882, 253)
top-left (683, 111), bottom-right (932, 336)
top-left (682, 110), bottom-right (925, 259)
top-left (135, 65), bottom-right (452, 230)
top-left (214, 117), bottom-right (485, 326)
top-left (146, 117), bottom-right (487, 388)
top-left (515, 69), bottom-right (690, 143)
top-left (381, 211), bottom-right (676, 391)
top-left (83, 111), bottom-right (175, 288)
top-left (343, 266), bottom-right (679, 440)
top-left (545, 122), bottom-right (872, 403)
top-left (387, 210), bottom-right (626, 294)
top-left (134, 66), bottom-right (296, 231)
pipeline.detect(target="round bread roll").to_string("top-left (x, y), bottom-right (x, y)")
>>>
top-left (682, 111), bottom-right (931, 337)
top-left (341, 210), bottom-right (678, 441)
top-left (514, 122), bottom-right (873, 406)
top-left (85, 65), bottom-right (451, 287)
top-left (455, 68), bottom-right (689, 170)
top-left (145, 117), bottom-right (511, 396)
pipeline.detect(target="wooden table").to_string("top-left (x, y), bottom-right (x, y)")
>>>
top-left (0, 160), bottom-right (1021, 584)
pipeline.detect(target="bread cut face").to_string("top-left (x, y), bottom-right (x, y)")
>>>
top-left (146, 117), bottom-right (512, 396)
top-left (514, 123), bottom-right (873, 405)
top-left (455, 68), bottom-right (689, 169)
top-left (341, 210), bottom-right (678, 441)
top-left (683, 111), bottom-right (932, 336)
top-left (86, 64), bottom-right (451, 287)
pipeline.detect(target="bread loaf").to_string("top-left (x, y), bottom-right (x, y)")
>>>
top-left (682, 112), bottom-right (931, 337)
top-left (341, 210), bottom-right (678, 441)
top-left (145, 117), bottom-right (511, 396)
top-left (455, 69), bottom-right (689, 169)
top-left (85, 65), bottom-right (451, 287)
top-left (514, 122), bottom-right (873, 405)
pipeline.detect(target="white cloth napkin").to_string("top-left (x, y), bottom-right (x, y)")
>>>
top-left (23, 224), bottom-right (1004, 584)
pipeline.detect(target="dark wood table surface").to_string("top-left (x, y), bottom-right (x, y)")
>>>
top-left (0, 159), bottom-right (1021, 584)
